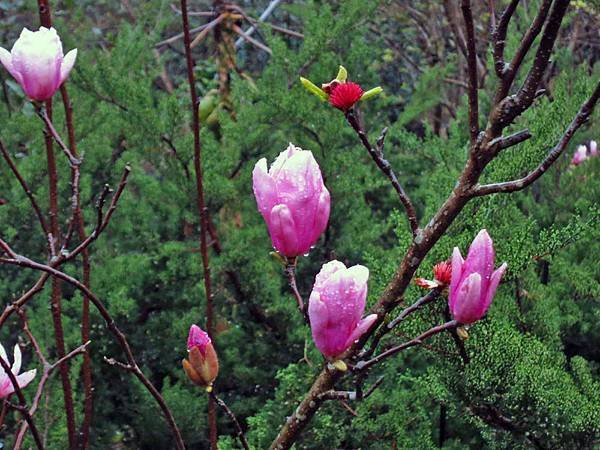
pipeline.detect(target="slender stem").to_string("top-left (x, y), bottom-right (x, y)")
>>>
top-left (210, 392), bottom-right (250, 450)
top-left (285, 258), bottom-right (309, 323)
top-left (0, 352), bottom-right (44, 449)
top-left (355, 320), bottom-right (458, 372)
top-left (361, 287), bottom-right (442, 360)
top-left (345, 112), bottom-right (419, 236)
top-left (179, 1), bottom-right (217, 447)
top-left (59, 85), bottom-right (94, 450)
top-left (15, 343), bottom-right (89, 450)
top-left (0, 140), bottom-right (50, 245)
top-left (0, 246), bottom-right (186, 450)
top-left (474, 83), bottom-right (600, 196)
top-left (460, 0), bottom-right (479, 145)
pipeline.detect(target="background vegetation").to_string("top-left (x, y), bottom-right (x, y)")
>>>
top-left (0, 0), bottom-right (598, 448)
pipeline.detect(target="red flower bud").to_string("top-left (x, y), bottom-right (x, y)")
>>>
top-left (433, 260), bottom-right (452, 285)
top-left (182, 325), bottom-right (219, 389)
top-left (329, 82), bottom-right (364, 111)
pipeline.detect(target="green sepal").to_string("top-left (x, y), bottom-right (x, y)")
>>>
top-left (360, 86), bottom-right (383, 101)
top-left (335, 65), bottom-right (348, 82)
top-left (300, 77), bottom-right (328, 101)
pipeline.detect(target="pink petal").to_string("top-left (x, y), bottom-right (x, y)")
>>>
top-left (481, 262), bottom-right (507, 316)
top-left (16, 369), bottom-right (36, 390)
top-left (462, 229), bottom-right (494, 292)
top-left (0, 47), bottom-right (23, 85)
top-left (343, 314), bottom-right (378, 350)
top-left (449, 247), bottom-right (464, 310)
top-left (451, 272), bottom-right (482, 324)
top-left (59, 48), bottom-right (77, 85)
top-left (269, 204), bottom-right (299, 256)
top-left (252, 158), bottom-right (278, 218)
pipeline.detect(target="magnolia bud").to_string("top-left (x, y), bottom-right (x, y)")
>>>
top-left (182, 325), bottom-right (219, 389)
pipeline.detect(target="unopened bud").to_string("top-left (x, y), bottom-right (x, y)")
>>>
top-left (182, 325), bottom-right (219, 388)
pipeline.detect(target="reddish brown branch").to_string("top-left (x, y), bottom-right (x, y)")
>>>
top-left (461, 0), bottom-right (479, 145)
top-left (179, 1), bottom-right (217, 447)
top-left (59, 84), bottom-right (94, 450)
top-left (474, 82), bottom-right (600, 196)
top-left (345, 113), bottom-right (419, 236)
top-left (0, 245), bottom-right (186, 450)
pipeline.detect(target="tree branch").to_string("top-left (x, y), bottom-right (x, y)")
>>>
top-left (345, 113), bottom-right (419, 235)
top-left (460, 0), bottom-right (479, 145)
top-left (474, 82), bottom-right (600, 196)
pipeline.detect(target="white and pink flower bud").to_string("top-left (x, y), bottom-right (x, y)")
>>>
top-left (308, 260), bottom-right (377, 360)
top-left (0, 27), bottom-right (77, 101)
top-left (0, 343), bottom-right (36, 399)
top-left (252, 143), bottom-right (330, 257)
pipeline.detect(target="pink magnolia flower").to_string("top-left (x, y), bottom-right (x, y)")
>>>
top-left (0, 343), bottom-right (36, 399)
top-left (571, 145), bottom-right (589, 166)
top-left (252, 143), bottom-right (330, 257)
top-left (308, 260), bottom-right (378, 359)
top-left (0, 27), bottom-right (77, 101)
top-left (449, 230), bottom-right (507, 324)
top-left (589, 140), bottom-right (598, 157)
top-left (182, 325), bottom-right (219, 388)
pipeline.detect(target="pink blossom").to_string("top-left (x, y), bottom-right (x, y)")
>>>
top-left (0, 27), bottom-right (77, 101)
top-left (183, 325), bottom-right (219, 388)
top-left (571, 145), bottom-right (589, 166)
top-left (589, 140), bottom-right (598, 157)
top-left (252, 143), bottom-right (330, 257)
top-left (308, 260), bottom-right (377, 359)
top-left (449, 230), bottom-right (507, 324)
top-left (0, 343), bottom-right (36, 399)
top-left (187, 324), bottom-right (212, 356)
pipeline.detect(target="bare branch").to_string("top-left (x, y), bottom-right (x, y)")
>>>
top-left (355, 320), bottom-right (459, 372)
top-left (345, 111), bottom-right (419, 236)
top-left (460, 0), bottom-right (479, 145)
top-left (0, 351), bottom-right (44, 449)
top-left (492, 0), bottom-right (520, 77)
top-left (0, 247), bottom-right (185, 449)
top-left (211, 392), bottom-right (251, 450)
top-left (0, 140), bottom-right (51, 244)
top-left (474, 82), bottom-right (600, 196)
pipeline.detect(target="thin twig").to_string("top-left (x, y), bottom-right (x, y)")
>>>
top-left (285, 258), bottom-right (309, 323)
top-left (0, 140), bottom-right (51, 244)
top-left (474, 82), bottom-right (600, 196)
top-left (355, 320), bottom-right (459, 371)
top-left (345, 112), bottom-right (419, 236)
top-left (0, 244), bottom-right (186, 450)
top-left (460, 0), bottom-right (479, 145)
top-left (210, 392), bottom-right (250, 450)
top-left (179, 1), bottom-right (218, 448)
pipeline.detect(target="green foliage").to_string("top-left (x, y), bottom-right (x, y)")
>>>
top-left (0, 0), bottom-right (597, 449)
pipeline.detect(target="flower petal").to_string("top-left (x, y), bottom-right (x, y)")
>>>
top-left (59, 48), bottom-right (77, 85)
top-left (343, 314), bottom-right (378, 350)
top-left (449, 247), bottom-right (464, 310)
top-left (12, 344), bottom-right (21, 375)
top-left (269, 204), bottom-right (299, 256)
top-left (451, 272), bottom-right (482, 324)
